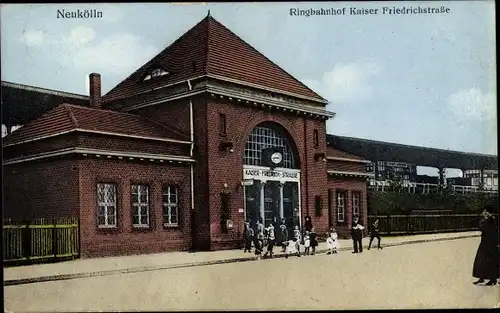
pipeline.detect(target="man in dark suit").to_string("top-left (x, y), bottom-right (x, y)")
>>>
top-left (351, 215), bottom-right (364, 253)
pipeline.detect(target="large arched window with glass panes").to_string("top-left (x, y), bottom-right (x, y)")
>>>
top-left (243, 122), bottom-right (299, 169)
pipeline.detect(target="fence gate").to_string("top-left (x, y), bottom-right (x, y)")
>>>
top-left (3, 217), bottom-right (79, 265)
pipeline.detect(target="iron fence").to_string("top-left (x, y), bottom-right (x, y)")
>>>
top-left (367, 214), bottom-right (483, 235)
top-left (3, 217), bottom-right (79, 265)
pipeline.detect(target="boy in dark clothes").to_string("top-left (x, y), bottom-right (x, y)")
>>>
top-left (243, 222), bottom-right (254, 253)
top-left (310, 227), bottom-right (318, 255)
top-left (368, 219), bottom-right (382, 250)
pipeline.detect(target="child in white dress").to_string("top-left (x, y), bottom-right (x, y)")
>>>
top-left (284, 238), bottom-right (301, 258)
top-left (326, 228), bottom-right (340, 254)
top-left (293, 225), bottom-right (301, 255)
top-left (304, 231), bottom-right (311, 255)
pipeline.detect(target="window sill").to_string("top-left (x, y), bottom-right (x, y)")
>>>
top-left (163, 223), bottom-right (180, 229)
top-left (132, 225), bottom-right (153, 232)
top-left (97, 226), bottom-right (120, 234)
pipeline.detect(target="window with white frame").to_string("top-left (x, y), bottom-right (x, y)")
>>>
top-left (352, 191), bottom-right (361, 218)
top-left (336, 190), bottom-right (346, 223)
top-left (143, 68), bottom-right (169, 81)
top-left (132, 185), bottom-right (150, 227)
top-left (97, 183), bottom-right (117, 228)
top-left (163, 185), bottom-right (179, 227)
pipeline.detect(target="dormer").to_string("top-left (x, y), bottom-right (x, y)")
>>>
top-left (143, 66), bottom-right (170, 81)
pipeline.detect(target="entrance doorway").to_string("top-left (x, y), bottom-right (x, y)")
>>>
top-left (244, 180), bottom-right (300, 234)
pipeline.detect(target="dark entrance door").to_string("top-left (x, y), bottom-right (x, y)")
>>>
top-left (264, 181), bottom-right (280, 227)
top-left (283, 181), bottom-right (300, 236)
top-left (244, 182), bottom-right (261, 231)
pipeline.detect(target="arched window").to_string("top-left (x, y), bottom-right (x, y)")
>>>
top-left (244, 123), bottom-right (298, 169)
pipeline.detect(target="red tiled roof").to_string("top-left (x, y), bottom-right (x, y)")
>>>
top-left (103, 15), bottom-right (326, 103)
top-left (3, 103), bottom-right (189, 145)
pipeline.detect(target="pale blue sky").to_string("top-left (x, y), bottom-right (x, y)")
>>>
top-left (1, 2), bottom-right (496, 176)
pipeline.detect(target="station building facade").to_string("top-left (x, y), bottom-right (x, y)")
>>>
top-left (2, 15), bottom-right (372, 258)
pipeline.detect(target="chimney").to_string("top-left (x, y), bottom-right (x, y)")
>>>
top-left (89, 73), bottom-right (102, 108)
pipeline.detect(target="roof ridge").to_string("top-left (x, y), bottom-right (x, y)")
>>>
top-left (63, 103), bottom-right (79, 128)
top-left (204, 15), bottom-right (211, 75)
top-left (206, 16), bottom-right (326, 102)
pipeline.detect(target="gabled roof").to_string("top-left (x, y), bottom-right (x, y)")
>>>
top-left (103, 15), bottom-right (326, 103)
top-left (3, 103), bottom-right (189, 146)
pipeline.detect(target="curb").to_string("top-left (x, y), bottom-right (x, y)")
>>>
top-left (4, 234), bottom-right (480, 286)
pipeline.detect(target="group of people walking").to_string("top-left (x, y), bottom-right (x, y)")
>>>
top-left (243, 205), bottom-right (500, 288)
top-left (243, 215), bottom-right (384, 259)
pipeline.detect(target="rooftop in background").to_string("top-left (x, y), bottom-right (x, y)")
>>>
top-left (102, 14), bottom-right (327, 104)
top-left (327, 134), bottom-right (498, 170)
top-left (1, 81), bottom-right (89, 126)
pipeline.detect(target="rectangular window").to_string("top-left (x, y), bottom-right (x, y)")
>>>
top-left (336, 190), bottom-right (346, 223)
top-left (220, 113), bottom-right (227, 135)
top-left (315, 195), bottom-right (322, 216)
top-left (97, 183), bottom-right (117, 228)
top-left (352, 191), bottom-right (361, 219)
top-left (313, 129), bottom-right (319, 148)
top-left (131, 184), bottom-right (150, 227)
top-left (163, 185), bottom-right (179, 227)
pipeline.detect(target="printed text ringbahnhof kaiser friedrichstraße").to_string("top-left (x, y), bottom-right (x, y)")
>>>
top-left (289, 6), bottom-right (451, 17)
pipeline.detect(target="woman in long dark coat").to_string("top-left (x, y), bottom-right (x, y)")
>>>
top-left (472, 206), bottom-right (499, 286)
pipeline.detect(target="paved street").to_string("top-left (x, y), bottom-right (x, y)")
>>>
top-left (4, 237), bottom-right (499, 311)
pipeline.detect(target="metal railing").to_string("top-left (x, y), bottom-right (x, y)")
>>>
top-left (367, 214), bottom-right (482, 235)
top-left (368, 181), bottom-right (498, 195)
top-left (3, 217), bottom-right (79, 265)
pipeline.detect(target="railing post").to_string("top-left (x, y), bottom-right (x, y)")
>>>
top-left (387, 214), bottom-right (391, 235)
top-left (23, 220), bottom-right (32, 261)
top-left (407, 214), bottom-right (411, 235)
top-left (52, 218), bottom-right (58, 260)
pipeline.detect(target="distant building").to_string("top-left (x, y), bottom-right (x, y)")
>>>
top-left (463, 169), bottom-right (498, 190)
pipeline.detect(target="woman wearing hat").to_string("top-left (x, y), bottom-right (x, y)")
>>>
top-left (472, 206), bottom-right (499, 286)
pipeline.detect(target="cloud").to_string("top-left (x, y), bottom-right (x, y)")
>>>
top-left (303, 61), bottom-right (381, 104)
top-left (64, 26), bottom-right (96, 48)
top-left (19, 29), bottom-right (44, 46)
top-left (447, 88), bottom-right (495, 120)
top-left (56, 27), bottom-right (158, 76)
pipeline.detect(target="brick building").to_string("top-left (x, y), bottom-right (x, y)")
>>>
top-left (2, 14), bottom-right (371, 258)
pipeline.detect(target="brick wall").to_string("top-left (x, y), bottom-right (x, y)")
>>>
top-left (135, 95), bottom-right (211, 251)
top-left (137, 99), bottom-right (191, 135)
top-left (327, 177), bottom-right (368, 238)
top-left (78, 158), bottom-right (192, 258)
top-left (3, 134), bottom-right (78, 159)
top-left (3, 158), bottom-right (80, 220)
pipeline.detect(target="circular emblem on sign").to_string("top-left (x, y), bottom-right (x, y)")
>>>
top-left (270, 152), bottom-right (283, 165)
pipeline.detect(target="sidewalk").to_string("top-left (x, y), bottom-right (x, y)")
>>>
top-left (4, 231), bottom-right (480, 286)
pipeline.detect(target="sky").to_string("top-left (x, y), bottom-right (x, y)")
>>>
top-left (1, 2), bottom-right (496, 177)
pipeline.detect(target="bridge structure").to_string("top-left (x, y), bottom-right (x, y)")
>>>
top-left (327, 134), bottom-right (498, 194)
